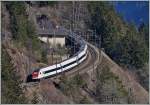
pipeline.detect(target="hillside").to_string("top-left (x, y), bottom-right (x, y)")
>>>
top-left (1, 1), bottom-right (149, 104)
top-left (100, 51), bottom-right (149, 103)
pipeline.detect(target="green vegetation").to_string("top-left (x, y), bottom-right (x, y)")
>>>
top-left (56, 44), bottom-right (68, 56)
top-left (33, 1), bottom-right (57, 7)
top-left (60, 74), bottom-right (86, 95)
top-left (5, 1), bottom-right (44, 62)
top-left (87, 2), bottom-right (149, 91)
top-left (87, 2), bottom-right (148, 69)
top-left (59, 74), bottom-right (90, 104)
top-left (1, 46), bottom-right (27, 104)
top-left (79, 96), bottom-right (91, 104)
top-left (95, 66), bottom-right (130, 104)
top-left (138, 23), bottom-right (149, 48)
top-left (136, 64), bottom-right (149, 91)
top-left (41, 50), bottom-right (48, 64)
top-left (31, 91), bottom-right (39, 104)
top-left (5, 1), bottom-right (26, 40)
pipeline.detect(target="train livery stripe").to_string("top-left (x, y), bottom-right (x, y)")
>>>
top-left (44, 53), bottom-right (86, 74)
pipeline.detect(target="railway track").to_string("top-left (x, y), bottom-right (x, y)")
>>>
top-left (50, 42), bottom-right (100, 80)
top-left (70, 42), bottom-right (99, 75)
top-left (26, 42), bottom-right (100, 85)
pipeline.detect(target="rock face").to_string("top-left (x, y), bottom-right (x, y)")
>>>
top-left (2, 3), bottom-right (31, 83)
top-left (39, 80), bottom-right (73, 104)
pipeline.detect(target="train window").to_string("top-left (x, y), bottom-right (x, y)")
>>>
top-left (44, 67), bottom-right (60, 74)
top-left (34, 68), bottom-right (40, 72)
top-left (63, 53), bottom-right (86, 68)
top-left (43, 53), bottom-right (86, 74)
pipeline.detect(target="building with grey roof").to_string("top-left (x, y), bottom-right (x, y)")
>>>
top-left (36, 15), bottom-right (68, 47)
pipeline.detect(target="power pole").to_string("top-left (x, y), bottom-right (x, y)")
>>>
top-left (52, 28), bottom-right (55, 65)
top-left (55, 58), bottom-right (58, 79)
top-left (94, 29), bottom-right (96, 47)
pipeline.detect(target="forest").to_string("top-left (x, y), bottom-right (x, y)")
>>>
top-left (87, 2), bottom-right (149, 91)
top-left (87, 2), bottom-right (148, 69)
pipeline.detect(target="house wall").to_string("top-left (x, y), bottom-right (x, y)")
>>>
top-left (38, 36), bottom-right (65, 47)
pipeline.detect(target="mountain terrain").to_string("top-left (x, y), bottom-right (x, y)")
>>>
top-left (1, 1), bottom-right (149, 104)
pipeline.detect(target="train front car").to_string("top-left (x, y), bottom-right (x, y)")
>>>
top-left (32, 69), bottom-right (40, 80)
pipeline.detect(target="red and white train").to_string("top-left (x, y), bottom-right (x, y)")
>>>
top-left (32, 41), bottom-right (88, 80)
